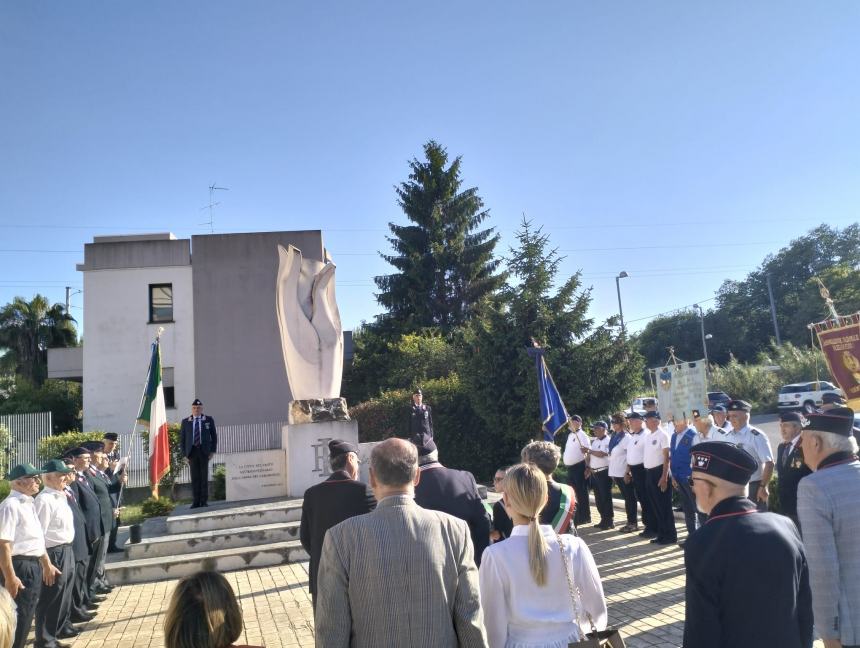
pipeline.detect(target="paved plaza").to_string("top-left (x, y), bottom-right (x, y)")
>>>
top-left (61, 502), bottom-right (822, 648)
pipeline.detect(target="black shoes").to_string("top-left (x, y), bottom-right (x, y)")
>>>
top-left (58, 628), bottom-right (80, 638)
top-left (71, 613), bottom-right (95, 623)
top-left (107, 546), bottom-right (124, 554)
top-left (650, 537), bottom-right (678, 545)
top-left (638, 530), bottom-right (658, 539)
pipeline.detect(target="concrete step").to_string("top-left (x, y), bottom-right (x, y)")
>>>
top-left (106, 539), bottom-right (308, 585)
top-left (125, 521), bottom-right (302, 559)
top-left (165, 498), bottom-right (304, 534)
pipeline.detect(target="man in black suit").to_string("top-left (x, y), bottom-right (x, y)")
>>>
top-left (775, 411), bottom-right (812, 529)
top-left (412, 436), bottom-right (490, 566)
top-left (81, 441), bottom-right (123, 595)
top-left (299, 440), bottom-right (375, 610)
top-left (64, 447), bottom-right (105, 620)
top-left (58, 457), bottom-right (94, 637)
top-left (406, 387), bottom-right (434, 445)
top-left (179, 398), bottom-right (218, 508)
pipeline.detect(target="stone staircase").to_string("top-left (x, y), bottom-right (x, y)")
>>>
top-left (105, 497), bottom-right (310, 585)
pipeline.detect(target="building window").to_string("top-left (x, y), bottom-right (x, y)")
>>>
top-left (163, 366), bottom-right (175, 409)
top-left (149, 284), bottom-right (173, 322)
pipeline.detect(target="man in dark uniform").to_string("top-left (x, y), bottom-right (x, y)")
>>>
top-left (179, 398), bottom-right (218, 508)
top-left (102, 433), bottom-right (124, 553)
top-left (81, 441), bottom-right (122, 594)
top-left (299, 440), bottom-right (375, 610)
top-left (58, 457), bottom-right (93, 637)
top-left (407, 387), bottom-right (433, 445)
top-left (775, 411), bottom-right (812, 529)
top-left (683, 441), bottom-right (813, 648)
top-left (65, 447), bottom-right (105, 617)
top-left (413, 436), bottom-right (491, 565)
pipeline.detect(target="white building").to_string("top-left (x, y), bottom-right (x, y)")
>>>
top-left (50, 230), bottom-right (345, 436)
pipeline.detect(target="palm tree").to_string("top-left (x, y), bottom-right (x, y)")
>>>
top-left (0, 295), bottom-right (77, 386)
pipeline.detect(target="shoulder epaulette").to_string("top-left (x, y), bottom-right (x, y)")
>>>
top-left (750, 428), bottom-right (760, 436)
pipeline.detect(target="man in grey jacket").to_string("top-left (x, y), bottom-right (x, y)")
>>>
top-left (798, 406), bottom-right (860, 648)
top-left (315, 438), bottom-right (487, 648)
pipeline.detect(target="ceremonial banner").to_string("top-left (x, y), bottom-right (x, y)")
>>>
top-left (814, 314), bottom-right (860, 409)
top-left (137, 339), bottom-right (170, 494)
top-left (652, 360), bottom-right (708, 420)
top-left (527, 346), bottom-right (570, 441)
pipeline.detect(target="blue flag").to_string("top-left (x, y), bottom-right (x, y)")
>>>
top-left (528, 346), bottom-right (570, 441)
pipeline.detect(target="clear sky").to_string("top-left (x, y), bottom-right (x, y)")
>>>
top-left (1, 2), bottom-right (858, 337)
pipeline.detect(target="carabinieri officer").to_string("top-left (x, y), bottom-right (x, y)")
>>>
top-left (683, 442), bottom-right (813, 648)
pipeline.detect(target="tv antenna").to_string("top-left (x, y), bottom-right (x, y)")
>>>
top-left (200, 184), bottom-right (229, 233)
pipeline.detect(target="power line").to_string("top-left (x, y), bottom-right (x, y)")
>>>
top-left (626, 297), bottom-right (718, 324)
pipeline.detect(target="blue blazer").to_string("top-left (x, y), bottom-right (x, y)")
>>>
top-left (179, 415), bottom-right (218, 457)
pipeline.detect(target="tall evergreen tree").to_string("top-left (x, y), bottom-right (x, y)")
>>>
top-left (374, 140), bottom-right (505, 332)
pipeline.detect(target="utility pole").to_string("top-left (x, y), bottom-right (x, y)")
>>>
top-left (65, 286), bottom-right (81, 312)
top-left (766, 273), bottom-right (782, 345)
top-left (615, 271), bottom-right (629, 336)
top-left (694, 304), bottom-right (709, 367)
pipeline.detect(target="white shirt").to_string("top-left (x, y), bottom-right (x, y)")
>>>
top-left (588, 436), bottom-right (610, 470)
top-left (479, 525), bottom-right (608, 648)
top-left (696, 425), bottom-right (729, 444)
top-left (625, 429), bottom-right (647, 465)
top-left (0, 490), bottom-right (46, 557)
top-left (643, 427), bottom-right (671, 470)
top-left (608, 434), bottom-right (630, 478)
top-left (562, 430), bottom-right (591, 466)
top-left (723, 424), bottom-right (774, 482)
top-left (34, 487), bottom-right (75, 547)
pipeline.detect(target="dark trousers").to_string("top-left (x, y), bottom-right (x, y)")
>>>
top-left (566, 461), bottom-right (591, 524)
top-left (645, 466), bottom-right (677, 542)
top-left (748, 479), bottom-right (768, 511)
top-left (2, 556), bottom-right (42, 648)
top-left (35, 544), bottom-right (74, 648)
top-left (674, 476), bottom-right (700, 534)
top-left (85, 536), bottom-right (103, 598)
top-left (615, 476), bottom-right (638, 526)
top-left (108, 514), bottom-right (120, 550)
top-left (68, 558), bottom-right (90, 621)
top-left (629, 463), bottom-right (656, 533)
top-left (591, 469), bottom-right (613, 525)
top-left (189, 446), bottom-right (210, 505)
top-left (95, 532), bottom-right (109, 587)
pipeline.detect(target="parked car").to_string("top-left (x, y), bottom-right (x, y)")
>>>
top-left (778, 381), bottom-right (843, 414)
top-left (626, 396), bottom-right (658, 416)
top-left (707, 391), bottom-right (731, 409)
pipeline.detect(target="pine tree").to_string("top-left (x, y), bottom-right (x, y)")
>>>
top-left (374, 140), bottom-right (505, 332)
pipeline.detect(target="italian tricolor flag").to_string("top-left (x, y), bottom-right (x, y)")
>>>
top-left (137, 339), bottom-right (170, 494)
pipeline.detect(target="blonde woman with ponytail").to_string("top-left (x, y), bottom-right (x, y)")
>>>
top-left (478, 463), bottom-right (607, 648)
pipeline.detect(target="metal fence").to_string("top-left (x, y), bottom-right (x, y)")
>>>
top-left (120, 420), bottom-right (287, 489)
top-left (0, 412), bottom-right (53, 474)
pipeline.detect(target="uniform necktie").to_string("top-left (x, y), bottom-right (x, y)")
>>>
top-left (194, 417), bottom-right (201, 446)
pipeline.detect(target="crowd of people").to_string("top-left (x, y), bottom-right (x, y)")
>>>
top-left (0, 435), bottom-right (125, 648)
top-left (0, 388), bottom-right (857, 648)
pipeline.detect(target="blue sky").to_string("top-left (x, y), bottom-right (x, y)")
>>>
top-left (1, 2), bottom-right (858, 336)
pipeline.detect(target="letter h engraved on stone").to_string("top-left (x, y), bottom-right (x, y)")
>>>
top-left (312, 438), bottom-right (333, 476)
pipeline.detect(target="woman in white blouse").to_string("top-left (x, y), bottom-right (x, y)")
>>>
top-left (478, 463), bottom-right (608, 648)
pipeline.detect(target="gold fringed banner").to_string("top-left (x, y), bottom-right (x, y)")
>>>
top-left (814, 313), bottom-right (860, 409)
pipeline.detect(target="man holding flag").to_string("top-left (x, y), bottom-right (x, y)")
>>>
top-left (137, 336), bottom-right (172, 499)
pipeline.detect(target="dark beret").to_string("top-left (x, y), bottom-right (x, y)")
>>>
top-left (626, 411), bottom-right (643, 420)
top-left (63, 447), bottom-right (91, 458)
top-left (642, 398), bottom-right (656, 407)
top-left (80, 441), bottom-right (105, 453)
top-left (821, 392), bottom-right (846, 405)
top-left (644, 411), bottom-right (661, 420)
top-left (727, 400), bottom-right (752, 413)
top-left (412, 387), bottom-right (422, 396)
top-left (806, 407), bottom-right (855, 437)
top-left (412, 434), bottom-right (437, 457)
top-left (592, 421), bottom-right (608, 429)
top-left (103, 432), bottom-right (119, 441)
top-left (570, 415), bottom-right (582, 423)
top-left (779, 411), bottom-right (804, 424)
top-left (691, 441), bottom-right (757, 485)
top-left (328, 439), bottom-right (358, 459)
top-left (709, 404), bottom-right (727, 414)
top-left (192, 398), bottom-right (203, 406)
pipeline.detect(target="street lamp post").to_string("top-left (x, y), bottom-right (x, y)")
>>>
top-left (616, 271), bottom-right (629, 336)
top-left (694, 303), bottom-right (710, 366)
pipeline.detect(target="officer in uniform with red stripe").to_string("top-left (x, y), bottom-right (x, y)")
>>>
top-left (682, 441), bottom-right (813, 648)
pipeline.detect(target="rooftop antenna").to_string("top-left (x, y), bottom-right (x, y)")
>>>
top-left (200, 184), bottom-right (229, 233)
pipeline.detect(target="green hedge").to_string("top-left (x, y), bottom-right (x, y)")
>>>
top-left (351, 374), bottom-right (521, 482)
top-left (37, 430), bottom-right (107, 463)
top-left (140, 496), bottom-right (175, 518)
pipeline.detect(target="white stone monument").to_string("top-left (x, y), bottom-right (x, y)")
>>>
top-left (274, 244), bottom-right (360, 496)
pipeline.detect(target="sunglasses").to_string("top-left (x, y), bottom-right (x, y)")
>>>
top-left (688, 476), bottom-right (716, 487)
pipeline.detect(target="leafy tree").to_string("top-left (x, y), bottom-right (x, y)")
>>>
top-left (0, 379), bottom-right (82, 434)
top-left (0, 295), bottom-right (77, 386)
top-left (374, 140), bottom-right (506, 333)
top-left (634, 310), bottom-right (706, 369)
top-left (463, 219), bottom-right (643, 459)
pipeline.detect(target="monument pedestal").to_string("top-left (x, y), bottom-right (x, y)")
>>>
top-left (282, 419), bottom-right (359, 496)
